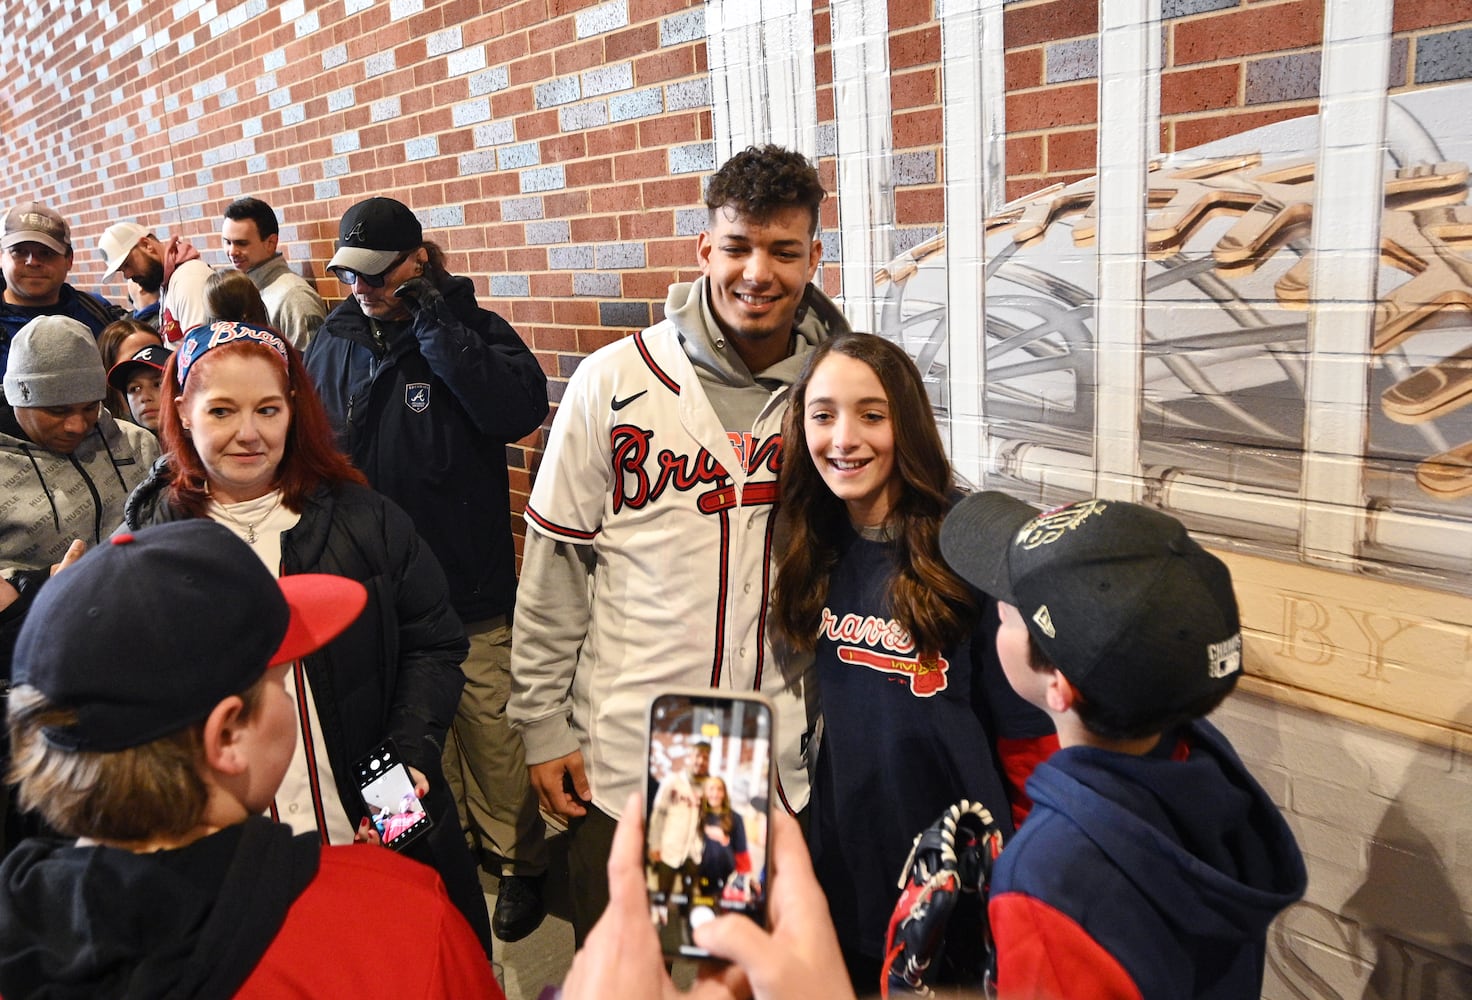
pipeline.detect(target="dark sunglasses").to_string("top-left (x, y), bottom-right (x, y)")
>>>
top-left (331, 250), bottom-right (411, 288)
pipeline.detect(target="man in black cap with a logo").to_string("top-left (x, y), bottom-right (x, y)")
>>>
top-left (304, 197), bottom-right (552, 941)
top-left (0, 203), bottom-right (127, 376)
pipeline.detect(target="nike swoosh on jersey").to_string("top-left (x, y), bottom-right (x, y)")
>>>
top-left (611, 390), bottom-right (648, 411)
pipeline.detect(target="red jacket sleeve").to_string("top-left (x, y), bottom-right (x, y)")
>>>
top-left (990, 892), bottom-right (1141, 1000)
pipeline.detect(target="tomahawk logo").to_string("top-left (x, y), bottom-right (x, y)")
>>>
top-left (405, 383), bottom-right (430, 413)
top-left (820, 609), bottom-right (951, 696)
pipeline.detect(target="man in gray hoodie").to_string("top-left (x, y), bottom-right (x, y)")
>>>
top-left (0, 315), bottom-right (159, 848)
top-left (508, 145), bottom-right (851, 940)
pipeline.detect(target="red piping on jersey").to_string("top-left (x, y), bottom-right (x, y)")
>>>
top-left (634, 330), bottom-right (681, 394)
top-left (524, 505), bottom-right (599, 540)
top-left (708, 507), bottom-right (732, 686)
top-left (751, 512), bottom-right (775, 690)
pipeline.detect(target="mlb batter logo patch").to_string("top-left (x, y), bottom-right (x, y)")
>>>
top-left (405, 383), bottom-right (430, 413)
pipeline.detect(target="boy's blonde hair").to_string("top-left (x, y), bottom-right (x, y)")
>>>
top-left (6, 678), bottom-right (264, 842)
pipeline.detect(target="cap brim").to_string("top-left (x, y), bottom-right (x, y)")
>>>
top-left (103, 248), bottom-right (137, 279)
top-left (2, 231), bottom-right (68, 255)
top-left (106, 358), bottom-right (164, 392)
top-left (939, 491), bottom-right (1041, 604)
top-left (327, 246), bottom-right (401, 276)
top-left (270, 574), bottom-right (368, 666)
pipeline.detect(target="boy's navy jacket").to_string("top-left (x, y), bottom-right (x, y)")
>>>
top-left (990, 719), bottom-right (1307, 1000)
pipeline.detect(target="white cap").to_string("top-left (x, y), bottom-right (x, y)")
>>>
top-left (98, 222), bottom-right (149, 277)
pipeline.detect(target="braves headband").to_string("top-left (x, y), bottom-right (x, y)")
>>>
top-left (177, 321), bottom-right (290, 386)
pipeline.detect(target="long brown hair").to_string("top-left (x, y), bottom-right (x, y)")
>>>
top-left (772, 333), bottom-right (975, 655)
top-left (205, 269), bottom-right (271, 327)
top-left (158, 338), bottom-right (364, 517)
top-left (701, 776), bottom-right (735, 837)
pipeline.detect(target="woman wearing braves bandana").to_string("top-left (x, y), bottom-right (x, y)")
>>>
top-left (121, 320), bottom-right (494, 957)
top-left (770, 333), bottom-right (1059, 994)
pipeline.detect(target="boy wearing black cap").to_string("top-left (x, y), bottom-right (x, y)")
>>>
top-left (0, 521), bottom-right (502, 998)
top-left (940, 494), bottom-right (1307, 1000)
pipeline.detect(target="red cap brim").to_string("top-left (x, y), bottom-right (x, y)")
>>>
top-left (270, 574), bottom-right (368, 666)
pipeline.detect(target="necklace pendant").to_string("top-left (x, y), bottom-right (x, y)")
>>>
top-left (246, 526), bottom-right (257, 544)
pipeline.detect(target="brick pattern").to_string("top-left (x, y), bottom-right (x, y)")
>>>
top-left (999, 0), bottom-right (1472, 202)
top-left (0, 0), bottom-right (722, 539)
top-left (886, 0), bottom-right (944, 257)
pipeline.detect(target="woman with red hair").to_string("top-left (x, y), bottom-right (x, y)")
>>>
top-left (123, 320), bottom-right (492, 957)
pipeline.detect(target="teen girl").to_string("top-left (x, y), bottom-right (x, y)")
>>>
top-left (772, 332), bottom-right (1057, 991)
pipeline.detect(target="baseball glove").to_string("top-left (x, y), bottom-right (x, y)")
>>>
top-left (880, 800), bottom-right (1004, 998)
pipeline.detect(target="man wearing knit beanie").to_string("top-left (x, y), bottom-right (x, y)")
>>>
top-left (0, 316), bottom-right (160, 699)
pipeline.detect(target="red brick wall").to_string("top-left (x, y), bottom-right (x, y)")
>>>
top-left (0, 0), bottom-right (716, 553)
top-left (6, 0), bottom-right (1472, 545)
top-left (1000, 0), bottom-right (1472, 202)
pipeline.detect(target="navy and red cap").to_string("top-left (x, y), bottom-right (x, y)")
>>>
top-left (12, 520), bottom-right (367, 752)
top-left (106, 343), bottom-right (173, 393)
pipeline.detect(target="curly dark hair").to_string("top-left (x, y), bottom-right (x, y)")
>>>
top-left (705, 145), bottom-right (826, 235)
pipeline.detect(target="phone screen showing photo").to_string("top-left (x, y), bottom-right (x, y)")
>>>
top-left (645, 692), bottom-right (773, 959)
top-left (355, 740), bottom-right (432, 851)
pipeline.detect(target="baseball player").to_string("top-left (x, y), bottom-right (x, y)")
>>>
top-left (508, 145), bottom-right (852, 941)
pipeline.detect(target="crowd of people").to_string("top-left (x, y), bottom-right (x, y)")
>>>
top-left (0, 145), bottom-right (1306, 999)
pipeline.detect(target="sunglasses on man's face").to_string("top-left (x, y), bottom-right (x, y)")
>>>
top-left (331, 251), bottom-right (411, 288)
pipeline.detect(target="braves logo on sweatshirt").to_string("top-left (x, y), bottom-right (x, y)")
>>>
top-left (818, 609), bottom-right (952, 696)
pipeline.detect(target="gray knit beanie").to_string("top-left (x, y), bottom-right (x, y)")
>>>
top-left (3, 316), bottom-right (106, 408)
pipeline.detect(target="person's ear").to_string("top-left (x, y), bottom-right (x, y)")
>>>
top-left (1044, 670), bottom-right (1079, 715)
top-left (201, 695), bottom-right (251, 777)
top-left (175, 396), bottom-right (188, 429)
top-left (695, 230), bottom-right (713, 274)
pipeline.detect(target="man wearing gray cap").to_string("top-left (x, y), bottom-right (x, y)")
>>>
top-left (0, 316), bottom-right (159, 665)
top-left (0, 203), bottom-right (127, 376)
top-left (97, 220), bottom-right (213, 346)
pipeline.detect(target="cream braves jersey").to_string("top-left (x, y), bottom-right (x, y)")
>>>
top-left (521, 323), bottom-right (814, 817)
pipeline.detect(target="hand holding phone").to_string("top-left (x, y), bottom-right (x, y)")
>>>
top-left (354, 739), bottom-right (432, 851)
top-left (559, 792), bottom-right (855, 1000)
top-left (645, 690), bottom-right (774, 959)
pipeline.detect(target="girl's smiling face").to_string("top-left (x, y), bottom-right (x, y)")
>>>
top-left (803, 352), bottom-right (902, 528)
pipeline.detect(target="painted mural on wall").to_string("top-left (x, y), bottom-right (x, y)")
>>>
top-left (877, 82), bottom-right (1472, 603)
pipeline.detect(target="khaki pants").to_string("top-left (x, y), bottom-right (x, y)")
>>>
top-left (442, 617), bottom-right (549, 877)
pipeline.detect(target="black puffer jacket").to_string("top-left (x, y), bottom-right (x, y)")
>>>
top-left (124, 467), bottom-right (492, 952)
top-left (305, 276), bottom-right (549, 623)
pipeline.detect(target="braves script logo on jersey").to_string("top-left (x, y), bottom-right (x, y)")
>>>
top-left (610, 424), bottom-right (783, 515)
top-left (819, 609), bottom-right (951, 696)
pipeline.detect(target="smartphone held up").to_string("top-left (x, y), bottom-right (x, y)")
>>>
top-left (645, 690), bottom-right (774, 959)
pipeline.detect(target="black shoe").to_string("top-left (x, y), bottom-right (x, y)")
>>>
top-left (492, 874), bottom-right (547, 942)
